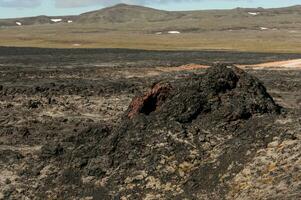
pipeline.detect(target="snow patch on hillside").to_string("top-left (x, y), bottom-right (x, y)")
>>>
top-left (51, 19), bottom-right (62, 23)
top-left (260, 27), bottom-right (269, 30)
top-left (168, 31), bottom-right (181, 34)
top-left (248, 12), bottom-right (260, 16)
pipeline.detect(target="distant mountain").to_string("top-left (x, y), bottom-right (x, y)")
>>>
top-left (77, 4), bottom-right (184, 23)
top-left (0, 3), bottom-right (301, 43)
top-left (0, 15), bottom-right (76, 27)
top-left (0, 3), bottom-right (300, 28)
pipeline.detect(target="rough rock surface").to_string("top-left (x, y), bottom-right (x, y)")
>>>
top-left (2, 64), bottom-right (297, 200)
top-left (227, 114), bottom-right (301, 200)
top-left (106, 65), bottom-right (280, 199)
top-left (126, 65), bottom-right (279, 121)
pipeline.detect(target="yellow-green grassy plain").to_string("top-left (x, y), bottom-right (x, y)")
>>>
top-left (0, 24), bottom-right (301, 53)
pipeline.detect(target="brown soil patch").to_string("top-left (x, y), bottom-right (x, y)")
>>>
top-left (240, 59), bottom-right (301, 70)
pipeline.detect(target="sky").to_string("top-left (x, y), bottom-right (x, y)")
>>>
top-left (0, 0), bottom-right (300, 18)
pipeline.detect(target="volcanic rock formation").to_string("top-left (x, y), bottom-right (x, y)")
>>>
top-left (105, 65), bottom-right (280, 199)
top-left (26, 65), bottom-right (282, 199)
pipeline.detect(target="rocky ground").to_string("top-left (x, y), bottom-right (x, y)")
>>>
top-left (0, 48), bottom-right (300, 199)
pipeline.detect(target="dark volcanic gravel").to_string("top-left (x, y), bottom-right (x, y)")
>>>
top-left (4, 65), bottom-right (283, 199)
top-left (100, 65), bottom-right (281, 199)
top-left (1, 47), bottom-right (301, 67)
top-left (0, 48), bottom-right (300, 200)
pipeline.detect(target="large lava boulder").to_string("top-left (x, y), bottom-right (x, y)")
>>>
top-left (36, 65), bottom-right (281, 199)
top-left (106, 65), bottom-right (280, 199)
top-left (126, 64), bottom-right (279, 122)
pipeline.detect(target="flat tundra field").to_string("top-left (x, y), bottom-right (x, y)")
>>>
top-left (0, 29), bottom-right (300, 53)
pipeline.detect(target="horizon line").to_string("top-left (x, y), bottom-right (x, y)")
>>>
top-left (1, 3), bottom-right (300, 19)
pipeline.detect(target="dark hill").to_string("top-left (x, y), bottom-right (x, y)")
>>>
top-left (77, 4), bottom-right (183, 23)
top-left (34, 65), bottom-right (282, 199)
top-left (0, 3), bottom-right (300, 30)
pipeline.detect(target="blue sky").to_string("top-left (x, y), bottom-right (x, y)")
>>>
top-left (0, 0), bottom-right (300, 18)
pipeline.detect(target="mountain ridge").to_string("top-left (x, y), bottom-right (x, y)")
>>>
top-left (0, 3), bottom-right (300, 26)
